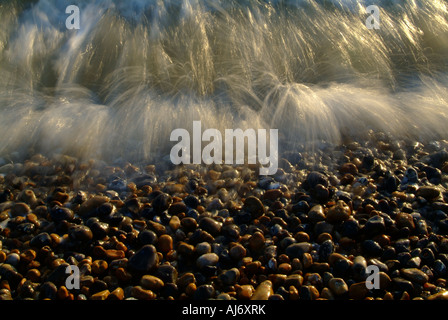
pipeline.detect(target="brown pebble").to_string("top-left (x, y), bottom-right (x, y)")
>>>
top-left (92, 260), bottom-right (108, 275)
top-left (278, 263), bottom-right (292, 275)
top-left (131, 286), bottom-right (155, 300)
top-left (251, 280), bottom-right (273, 300)
top-left (317, 232), bottom-right (332, 243)
top-left (235, 284), bottom-right (255, 300)
top-left (108, 287), bottom-right (124, 300)
top-left (328, 278), bottom-right (348, 295)
top-left (57, 286), bottom-right (70, 300)
top-left (177, 273), bottom-right (196, 290)
top-left (320, 287), bottom-right (335, 300)
top-left (158, 234), bottom-right (173, 253)
top-left (169, 216), bottom-right (181, 230)
top-left (263, 189), bottom-right (283, 201)
top-left (229, 244), bottom-right (246, 260)
top-left (90, 290), bottom-right (110, 300)
top-left (185, 282), bottom-right (197, 296)
top-left (289, 285), bottom-right (299, 300)
top-left (326, 200), bottom-right (351, 223)
top-left (396, 212), bottom-right (415, 230)
top-left (78, 196), bottom-right (109, 216)
top-left (248, 231), bottom-right (265, 251)
top-left (26, 269), bottom-right (41, 282)
top-left (115, 267), bottom-right (133, 282)
top-left (349, 282), bottom-right (369, 300)
top-left (302, 253), bottom-right (313, 269)
top-left (11, 202), bottom-right (31, 217)
top-left (105, 249), bottom-right (125, 260)
top-left (141, 275), bottom-right (164, 291)
top-left (294, 231), bottom-right (310, 243)
top-left (0, 251), bottom-right (5, 264)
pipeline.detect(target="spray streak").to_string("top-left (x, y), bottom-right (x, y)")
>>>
top-left (0, 0), bottom-right (447, 163)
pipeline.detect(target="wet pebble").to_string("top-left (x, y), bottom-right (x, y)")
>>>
top-left (128, 245), bottom-right (159, 273)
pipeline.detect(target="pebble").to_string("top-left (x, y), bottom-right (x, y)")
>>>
top-left (349, 282), bottom-right (369, 300)
top-left (308, 205), bottom-right (326, 223)
top-left (196, 253), bottom-right (219, 270)
top-left (109, 287), bottom-right (125, 300)
top-left (10, 202), bottom-right (31, 217)
top-left (90, 290), bottom-right (110, 300)
top-left (219, 268), bottom-right (240, 286)
top-left (131, 286), bottom-right (155, 300)
top-left (242, 196), bottom-right (265, 219)
top-left (326, 200), bottom-right (351, 223)
top-left (416, 186), bottom-right (441, 201)
top-left (400, 268), bottom-right (429, 285)
top-left (285, 242), bottom-right (312, 259)
top-left (158, 234), bottom-right (173, 253)
top-left (128, 245), bottom-right (159, 273)
top-left (198, 217), bottom-right (222, 236)
top-left (328, 278), bottom-right (348, 296)
top-left (251, 280), bottom-right (273, 300)
top-left (141, 275), bottom-right (165, 291)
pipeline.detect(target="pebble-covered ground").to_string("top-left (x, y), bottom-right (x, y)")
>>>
top-left (2, 134), bottom-right (448, 300)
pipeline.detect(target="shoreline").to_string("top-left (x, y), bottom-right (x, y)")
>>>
top-left (1, 137), bottom-right (448, 301)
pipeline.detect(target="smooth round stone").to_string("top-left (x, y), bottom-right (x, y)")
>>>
top-left (39, 281), bottom-right (58, 300)
top-left (229, 244), bottom-right (246, 260)
top-left (195, 242), bottom-right (212, 256)
top-left (152, 193), bottom-right (172, 214)
top-left (138, 229), bottom-right (158, 245)
top-left (248, 231), bottom-right (265, 251)
top-left (328, 278), bottom-right (348, 296)
top-left (141, 275), bottom-right (165, 291)
top-left (154, 264), bottom-right (178, 284)
top-left (326, 200), bottom-right (351, 224)
top-left (236, 284), bottom-right (255, 300)
top-left (128, 245), bottom-right (159, 273)
top-left (251, 280), bottom-right (273, 300)
top-left (184, 195), bottom-right (199, 209)
top-left (10, 202), bottom-right (31, 217)
top-left (400, 268), bottom-right (429, 285)
top-left (396, 212), bottom-right (415, 230)
top-left (416, 186), bottom-right (441, 201)
top-left (5, 253), bottom-right (20, 267)
top-left (308, 205), bottom-right (325, 223)
top-left (364, 215), bottom-right (386, 236)
top-left (181, 217), bottom-right (198, 231)
top-left (78, 196), bottom-right (109, 216)
top-left (68, 225), bottom-right (93, 242)
top-left (219, 268), bottom-right (240, 286)
top-left (131, 286), bottom-right (155, 300)
top-left (361, 240), bottom-right (383, 257)
top-left (168, 202), bottom-right (187, 216)
top-left (169, 216), bottom-right (181, 230)
top-left (304, 171), bottom-right (329, 190)
top-left (193, 284), bottom-right (215, 300)
top-left (349, 282), bottom-right (369, 300)
top-left (157, 234), bottom-right (173, 253)
top-left (90, 221), bottom-right (110, 239)
top-left (263, 189), bottom-right (283, 201)
top-left (285, 242), bottom-right (312, 259)
top-left (198, 217), bottom-right (222, 236)
top-left (196, 253), bottom-right (219, 270)
top-left (242, 196), bottom-right (265, 219)
top-left (50, 206), bottom-right (74, 223)
top-left (30, 232), bottom-right (52, 248)
top-left (176, 273), bottom-right (196, 291)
